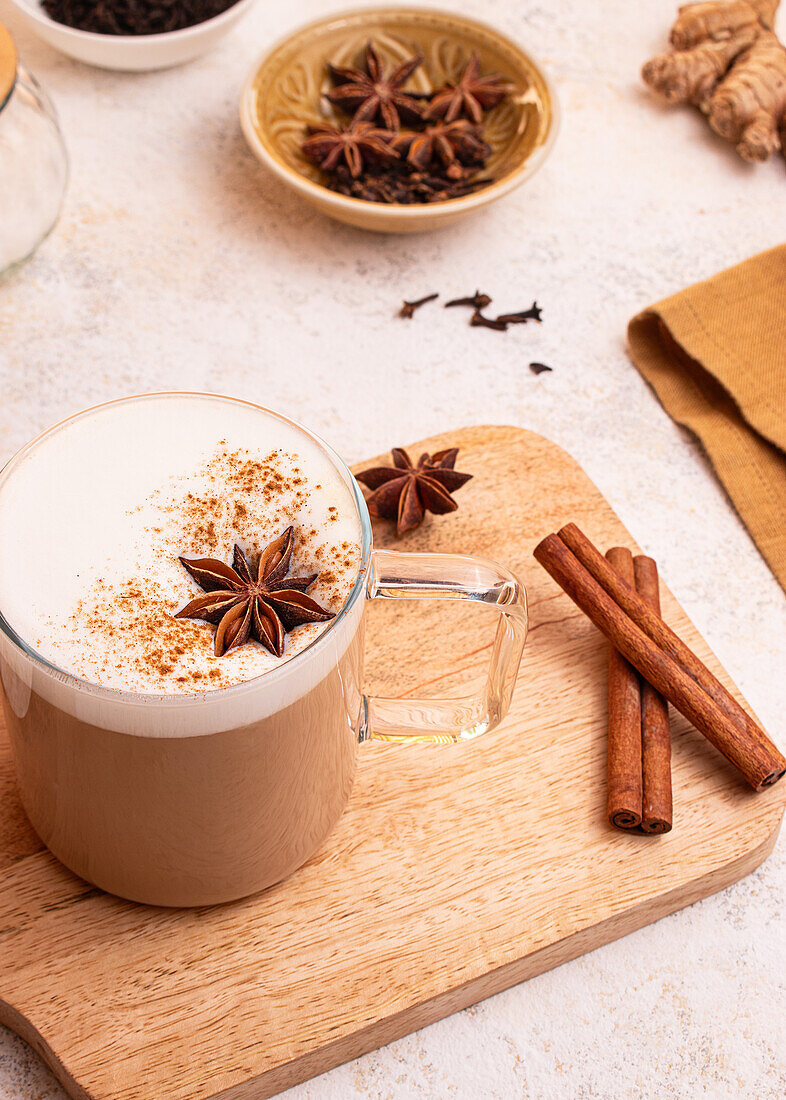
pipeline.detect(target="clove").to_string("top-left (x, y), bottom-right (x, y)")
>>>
top-left (445, 290), bottom-right (492, 310)
top-left (470, 310), bottom-right (508, 331)
top-left (399, 293), bottom-right (439, 319)
top-left (495, 302), bottom-right (543, 325)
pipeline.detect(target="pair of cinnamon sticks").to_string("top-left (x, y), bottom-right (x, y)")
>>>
top-left (605, 547), bottom-right (671, 832)
top-left (534, 524), bottom-right (786, 832)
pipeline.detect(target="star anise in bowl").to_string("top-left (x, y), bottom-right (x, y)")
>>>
top-left (300, 40), bottom-right (515, 206)
top-left (425, 53), bottom-right (515, 124)
top-left (326, 43), bottom-right (425, 130)
top-left (397, 120), bottom-right (492, 173)
top-left (175, 527), bottom-right (333, 657)
top-left (302, 120), bottom-right (399, 178)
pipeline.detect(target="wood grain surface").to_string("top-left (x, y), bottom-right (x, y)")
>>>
top-left (0, 426), bottom-right (782, 1100)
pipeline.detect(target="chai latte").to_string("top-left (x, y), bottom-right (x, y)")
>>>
top-left (0, 394), bottom-right (366, 904)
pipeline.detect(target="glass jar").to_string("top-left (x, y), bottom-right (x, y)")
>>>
top-left (0, 23), bottom-right (68, 278)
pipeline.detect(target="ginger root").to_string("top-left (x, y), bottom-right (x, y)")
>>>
top-left (642, 0), bottom-right (786, 163)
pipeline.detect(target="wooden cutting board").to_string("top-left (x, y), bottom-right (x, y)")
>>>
top-left (0, 426), bottom-right (783, 1100)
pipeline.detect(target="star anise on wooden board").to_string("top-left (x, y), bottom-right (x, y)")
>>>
top-left (326, 44), bottom-right (425, 130)
top-left (356, 447), bottom-right (473, 537)
top-left (176, 527), bottom-right (333, 657)
top-left (426, 53), bottom-right (515, 124)
top-left (302, 121), bottom-right (399, 177)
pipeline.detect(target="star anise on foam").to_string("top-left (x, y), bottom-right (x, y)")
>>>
top-left (426, 53), bottom-right (514, 124)
top-left (394, 120), bottom-right (492, 174)
top-left (326, 42), bottom-right (425, 130)
top-left (302, 121), bottom-right (398, 178)
top-left (356, 448), bottom-right (472, 537)
top-left (175, 527), bottom-right (333, 658)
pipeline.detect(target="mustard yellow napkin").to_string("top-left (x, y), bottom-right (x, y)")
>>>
top-left (628, 244), bottom-right (786, 592)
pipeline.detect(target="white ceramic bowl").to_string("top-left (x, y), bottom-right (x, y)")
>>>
top-left (5, 0), bottom-right (257, 71)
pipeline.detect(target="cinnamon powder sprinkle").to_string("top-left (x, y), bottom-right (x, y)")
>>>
top-left (50, 443), bottom-right (361, 693)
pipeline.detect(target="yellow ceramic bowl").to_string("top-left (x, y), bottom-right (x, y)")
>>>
top-left (240, 6), bottom-right (558, 233)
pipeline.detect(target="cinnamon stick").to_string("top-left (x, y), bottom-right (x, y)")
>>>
top-left (634, 555), bottom-right (672, 834)
top-left (605, 548), bottom-right (642, 829)
top-left (533, 530), bottom-right (786, 791)
top-left (558, 523), bottom-right (773, 772)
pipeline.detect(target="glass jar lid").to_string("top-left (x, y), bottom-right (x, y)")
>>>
top-left (0, 23), bottom-right (16, 111)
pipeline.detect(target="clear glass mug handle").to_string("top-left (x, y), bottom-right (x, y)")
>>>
top-left (359, 549), bottom-right (527, 743)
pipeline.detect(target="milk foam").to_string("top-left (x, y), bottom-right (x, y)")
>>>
top-left (0, 395), bottom-right (365, 705)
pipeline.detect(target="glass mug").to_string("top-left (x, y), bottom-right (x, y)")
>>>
top-left (0, 22), bottom-right (68, 278)
top-left (0, 395), bottom-right (527, 906)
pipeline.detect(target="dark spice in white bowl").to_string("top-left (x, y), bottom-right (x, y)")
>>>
top-left (41, 0), bottom-right (237, 34)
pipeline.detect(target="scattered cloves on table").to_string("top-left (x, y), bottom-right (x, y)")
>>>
top-left (398, 290), bottom-right (546, 338)
top-left (399, 293), bottom-right (439, 318)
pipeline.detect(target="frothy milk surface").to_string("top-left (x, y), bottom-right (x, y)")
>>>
top-left (0, 395), bottom-right (363, 695)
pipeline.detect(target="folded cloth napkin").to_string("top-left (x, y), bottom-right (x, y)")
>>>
top-left (628, 244), bottom-right (786, 592)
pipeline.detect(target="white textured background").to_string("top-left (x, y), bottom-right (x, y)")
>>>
top-left (0, 0), bottom-right (785, 1096)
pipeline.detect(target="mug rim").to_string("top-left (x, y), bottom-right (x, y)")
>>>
top-left (0, 391), bottom-right (374, 708)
